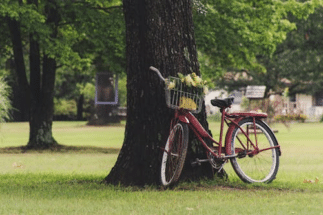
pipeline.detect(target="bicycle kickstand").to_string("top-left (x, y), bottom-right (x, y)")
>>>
top-left (191, 158), bottom-right (209, 167)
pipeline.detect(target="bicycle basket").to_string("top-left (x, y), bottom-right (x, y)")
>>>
top-left (165, 76), bottom-right (203, 113)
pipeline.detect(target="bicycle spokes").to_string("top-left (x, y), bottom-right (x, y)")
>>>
top-left (230, 119), bottom-right (279, 183)
top-left (161, 123), bottom-right (189, 186)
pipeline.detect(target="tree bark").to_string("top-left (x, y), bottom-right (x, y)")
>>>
top-left (105, 0), bottom-right (213, 186)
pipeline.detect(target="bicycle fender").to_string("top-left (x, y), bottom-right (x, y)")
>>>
top-left (178, 115), bottom-right (189, 124)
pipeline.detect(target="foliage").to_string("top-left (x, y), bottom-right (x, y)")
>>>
top-left (2, 0), bottom-right (124, 72)
top-left (0, 77), bottom-right (11, 122)
top-left (118, 74), bottom-right (127, 107)
top-left (259, 5), bottom-right (323, 96)
top-left (193, 0), bottom-right (322, 94)
top-left (53, 98), bottom-right (77, 118)
top-left (274, 113), bottom-right (307, 122)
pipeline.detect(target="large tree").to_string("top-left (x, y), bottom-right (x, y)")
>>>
top-left (1, 0), bottom-right (124, 149)
top-left (106, 0), bottom-right (213, 186)
top-left (106, 0), bottom-right (322, 186)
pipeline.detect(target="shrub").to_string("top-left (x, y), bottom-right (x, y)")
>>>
top-left (54, 99), bottom-right (77, 120)
top-left (274, 114), bottom-right (307, 123)
top-left (320, 115), bottom-right (323, 123)
top-left (0, 77), bottom-right (12, 122)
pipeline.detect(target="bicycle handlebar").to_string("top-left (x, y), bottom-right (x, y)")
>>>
top-left (149, 66), bottom-right (166, 82)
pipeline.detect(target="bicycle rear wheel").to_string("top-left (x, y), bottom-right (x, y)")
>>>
top-left (229, 118), bottom-right (279, 183)
top-left (160, 122), bottom-right (188, 186)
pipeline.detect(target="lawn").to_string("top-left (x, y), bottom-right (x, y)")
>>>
top-left (0, 121), bottom-right (125, 148)
top-left (0, 120), bottom-right (323, 214)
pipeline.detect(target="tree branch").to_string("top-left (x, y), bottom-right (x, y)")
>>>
top-left (72, 1), bottom-right (122, 13)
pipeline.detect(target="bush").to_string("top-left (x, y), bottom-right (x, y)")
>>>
top-left (320, 115), bottom-right (323, 123)
top-left (274, 114), bottom-right (307, 123)
top-left (0, 78), bottom-right (11, 122)
top-left (54, 99), bottom-right (77, 120)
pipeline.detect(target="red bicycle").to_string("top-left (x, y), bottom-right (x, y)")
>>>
top-left (150, 66), bottom-right (281, 187)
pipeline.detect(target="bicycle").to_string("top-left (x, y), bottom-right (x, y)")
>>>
top-left (149, 66), bottom-right (281, 187)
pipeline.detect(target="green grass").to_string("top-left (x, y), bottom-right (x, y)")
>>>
top-left (211, 121), bottom-right (323, 192)
top-left (1, 121), bottom-right (323, 214)
top-left (1, 173), bottom-right (323, 214)
top-left (0, 121), bottom-right (125, 148)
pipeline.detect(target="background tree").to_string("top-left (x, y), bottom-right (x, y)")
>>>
top-left (259, 5), bottom-right (323, 96)
top-left (193, 0), bottom-right (321, 93)
top-left (1, 0), bottom-right (124, 148)
top-left (215, 3), bottom-right (323, 98)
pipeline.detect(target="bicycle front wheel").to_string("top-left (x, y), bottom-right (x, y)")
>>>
top-left (160, 122), bottom-right (188, 186)
top-left (229, 118), bottom-right (279, 183)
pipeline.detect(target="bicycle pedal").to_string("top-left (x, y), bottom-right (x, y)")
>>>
top-left (191, 158), bottom-right (201, 167)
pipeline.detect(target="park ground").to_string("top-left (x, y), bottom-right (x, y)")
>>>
top-left (0, 121), bottom-right (322, 214)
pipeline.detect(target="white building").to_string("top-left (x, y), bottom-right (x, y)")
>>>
top-left (205, 90), bottom-right (243, 115)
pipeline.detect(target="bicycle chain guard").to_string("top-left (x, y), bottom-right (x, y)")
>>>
top-left (207, 147), bottom-right (226, 169)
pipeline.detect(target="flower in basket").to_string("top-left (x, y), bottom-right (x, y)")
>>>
top-left (190, 73), bottom-right (202, 86)
top-left (179, 97), bottom-right (197, 110)
top-left (203, 85), bottom-right (208, 95)
top-left (166, 80), bottom-right (176, 90)
top-left (166, 72), bottom-right (209, 95)
top-left (184, 75), bottom-right (194, 87)
top-left (178, 72), bottom-right (208, 95)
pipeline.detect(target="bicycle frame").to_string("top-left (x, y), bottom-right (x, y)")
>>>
top-left (172, 108), bottom-right (281, 160)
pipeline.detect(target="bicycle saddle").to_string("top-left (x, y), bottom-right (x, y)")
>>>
top-left (211, 97), bottom-right (234, 108)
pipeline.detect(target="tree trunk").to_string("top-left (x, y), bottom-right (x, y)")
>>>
top-left (105, 0), bottom-right (213, 186)
top-left (5, 58), bottom-right (29, 121)
top-left (7, 0), bottom-right (59, 149)
top-left (6, 18), bottom-right (30, 103)
top-left (27, 54), bottom-right (58, 149)
top-left (77, 94), bottom-right (84, 121)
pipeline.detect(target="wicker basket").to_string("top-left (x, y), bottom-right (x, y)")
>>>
top-left (165, 77), bottom-right (203, 113)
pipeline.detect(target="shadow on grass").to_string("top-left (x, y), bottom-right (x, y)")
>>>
top-left (0, 145), bottom-right (120, 154)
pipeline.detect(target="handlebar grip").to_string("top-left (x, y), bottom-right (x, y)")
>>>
top-left (149, 66), bottom-right (165, 82)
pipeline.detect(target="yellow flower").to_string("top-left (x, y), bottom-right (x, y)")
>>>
top-left (203, 86), bottom-right (209, 95)
top-left (184, 75), bottom-right (194, 86)
top-left (179, 97), bottom-right (197, 110)
top-left (167, 81), bottom-right (176, 89)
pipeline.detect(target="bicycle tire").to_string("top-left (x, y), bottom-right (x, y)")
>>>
top-left (229, 118), bottom-right (279, 183)
top-left (160, 122), bottom-right (189, 186)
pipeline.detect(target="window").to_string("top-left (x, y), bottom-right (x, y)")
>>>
top-left (289, 94), bottom-right (296, 102)
top-left (314, 92), bottom-right (323, 106)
